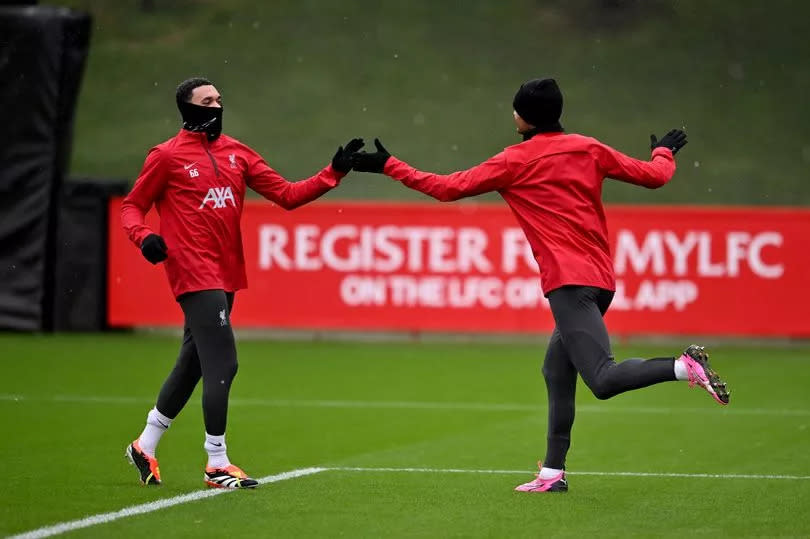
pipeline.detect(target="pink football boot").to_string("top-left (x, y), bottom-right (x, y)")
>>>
top-left (515, 462), bottom-right (568, 492)
top-left (680, 345), bottom-right (730, 405)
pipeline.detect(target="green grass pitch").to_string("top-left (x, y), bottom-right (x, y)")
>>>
top-left (2, 334), bottom-right (809, 537)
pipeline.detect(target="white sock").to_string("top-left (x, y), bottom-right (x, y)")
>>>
top-left (138, 407), bottom-right (172, 458)
top-left (204, 433), bottom-right (231, 469)
top-left (674, 358), bottom-right (689, 381)
top-left (539, 466), bottom-right (563, 480)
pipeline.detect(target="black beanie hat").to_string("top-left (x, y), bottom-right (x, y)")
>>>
top-left (512, 78), bottom-right (563, 130)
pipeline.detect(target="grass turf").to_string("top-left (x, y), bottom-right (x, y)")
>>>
top-left (1, 334), bottom-right (809, 537)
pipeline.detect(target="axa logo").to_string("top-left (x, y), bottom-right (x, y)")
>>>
top-left (199, 186), bottom-right (236, 209)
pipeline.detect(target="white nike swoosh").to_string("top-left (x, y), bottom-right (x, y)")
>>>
top-left (183, 162), bottom-right (197, 170)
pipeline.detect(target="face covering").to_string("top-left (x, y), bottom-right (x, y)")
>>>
top-left (520, 127), bottom-right (540, 141)
top-left (178, 101), bottom-right (223, 141)
top-left (518, 122), bottom-right (564, 141)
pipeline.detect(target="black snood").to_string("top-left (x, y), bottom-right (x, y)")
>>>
top-left (178, 101), bottom-right (223, 141)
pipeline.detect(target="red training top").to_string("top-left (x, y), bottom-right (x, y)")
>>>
top-left (122, 129), bottom-right (344, 298)
top-left (383, 132), bottom-right (676, 295)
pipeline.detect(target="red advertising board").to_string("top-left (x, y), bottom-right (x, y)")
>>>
top-left (108, 198), bottom-right (810, 337)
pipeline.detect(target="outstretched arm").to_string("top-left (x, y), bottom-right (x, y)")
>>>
top-left (245, 138), bottom-right (364, 210)
top-left (598, 129), bottom-right (687, 189)
top-left (353, 138), bottom-right (513, 202)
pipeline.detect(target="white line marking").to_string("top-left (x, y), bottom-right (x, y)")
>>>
top-left (327, 466), bottom-right (810, 481)
top-left (7, 467), bottom-right (325, 539)
top-left (1, 393), bottom-right (808, 417)
top-left (8, 464), bottom-right (810, 538)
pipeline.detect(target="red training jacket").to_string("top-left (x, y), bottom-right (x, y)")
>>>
top-left (383, 132), bottom-right (676, 295)
top-left (122, 128), bottom-right (344, 298)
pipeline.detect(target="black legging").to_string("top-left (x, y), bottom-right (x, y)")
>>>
top-left (542, 286), bottom-right (676, 469)
top-left (155, 289), bottom-right (237, 436)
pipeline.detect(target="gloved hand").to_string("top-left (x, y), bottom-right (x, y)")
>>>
top-left (141, 233), bottom-right (168, 264)
top-left (331, 138), bottom-right (365, 173)
top-left (351, 138), bottom-right (391, 173)
top-left (650, 129), bottom-right (688, 154)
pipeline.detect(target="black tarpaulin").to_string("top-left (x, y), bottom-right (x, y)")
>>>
top-left (0, 6), bottom-right (91, 330)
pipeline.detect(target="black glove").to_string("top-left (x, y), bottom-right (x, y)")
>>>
top-left (351, 138), bottom-right (391, 173)
top-left (141, 233), bottom-right (168, 264)
top-left (650, 129), bottom-right (688, 154)
top-left (331, 138), bottom-right (365, 173)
